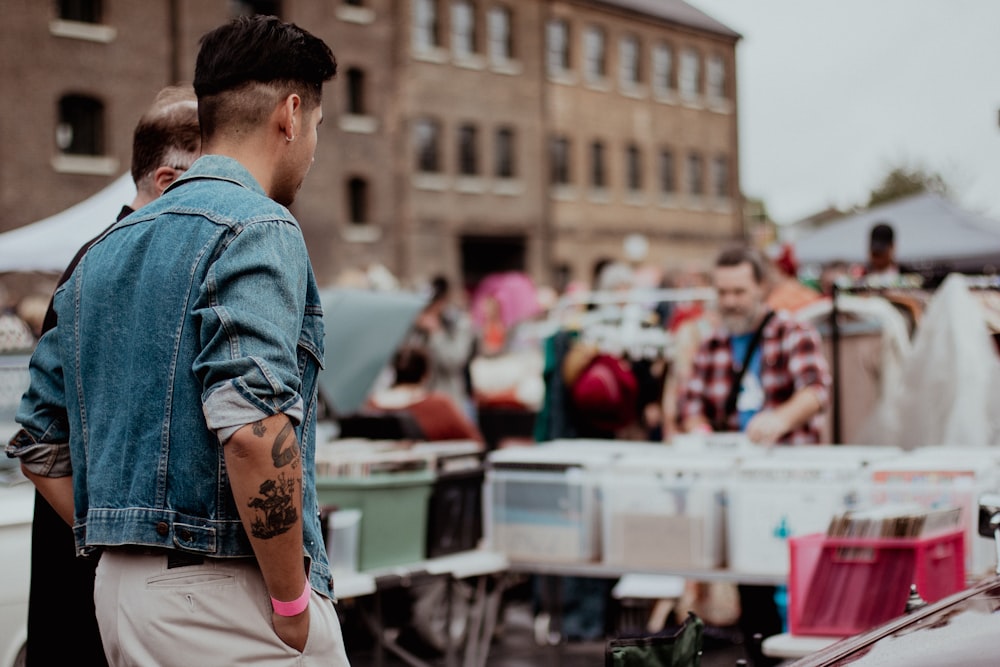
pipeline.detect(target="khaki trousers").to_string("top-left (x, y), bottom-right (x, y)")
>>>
top-left (95, 550), bottom-right (350, 667)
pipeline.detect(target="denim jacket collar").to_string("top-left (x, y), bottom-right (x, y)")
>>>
top-left (168, 154), bottom-right (268, 199)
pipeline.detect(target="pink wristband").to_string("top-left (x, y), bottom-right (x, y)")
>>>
top-left (271, 580), bottom-right (311, 617)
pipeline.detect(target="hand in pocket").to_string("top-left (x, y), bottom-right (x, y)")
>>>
top-left (273, 607), bottom-right (311, 653)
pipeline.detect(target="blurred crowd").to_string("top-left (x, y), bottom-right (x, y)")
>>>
top-left (1, 217), bottom-right (966, 453)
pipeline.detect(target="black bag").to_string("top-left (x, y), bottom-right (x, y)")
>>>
top-left (709, 311), bottom-right (775, 432)
top-left (605, 612), bottom-right (704, 667)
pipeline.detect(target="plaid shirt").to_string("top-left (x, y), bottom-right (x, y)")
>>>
top-left (680, 310), bottom-right (831, 444)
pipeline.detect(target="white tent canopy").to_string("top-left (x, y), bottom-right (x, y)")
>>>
top-left (793, 193), bottom-right (1000, 272)
top-left (0, 174), bottom-right (135, 273)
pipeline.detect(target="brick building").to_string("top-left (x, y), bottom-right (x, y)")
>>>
top-left (0, 0), bottom-right (741, 291)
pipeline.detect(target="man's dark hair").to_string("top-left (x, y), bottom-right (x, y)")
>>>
top-left (430, 275), bottom-right (450, 304)
top-left (393, 345), bottom-right (429, 385)
top-left (194, 15), bottom-right (337, 138)
top-left (715, 244), bottom-right (769, 284)
top-left (869, 222), bottom-right (895, 254)
top-left (130, 86), bottom-right (200, 186)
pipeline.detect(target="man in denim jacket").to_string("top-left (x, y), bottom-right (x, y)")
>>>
top-left (8, 16), bottom-right (348, 666)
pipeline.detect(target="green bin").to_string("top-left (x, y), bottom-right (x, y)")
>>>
top-left (316, 469), bottom-right (434, 571)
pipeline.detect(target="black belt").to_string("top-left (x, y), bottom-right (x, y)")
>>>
top-left (166, 551), bottom-right (206, 569)
top-left (109, 546), bottom-right (206, 569)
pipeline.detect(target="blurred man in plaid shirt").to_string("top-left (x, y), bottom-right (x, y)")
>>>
top-left (679, 244), bottom-right (832, 665)
top-left (680, 244), bottom-right (831, 445)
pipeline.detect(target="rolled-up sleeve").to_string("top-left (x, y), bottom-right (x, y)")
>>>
top-left (196, 220), bottom-right (309, 444)
top-left (7, 326), bottom-right (72, 476)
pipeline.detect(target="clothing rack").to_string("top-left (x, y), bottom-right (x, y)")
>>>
top-left (828, 274), bottom-right (1000, 443)
top-left (550, 286), bottom-right (716, 315)
top-left (513, 287), bottom-right (715, 361)
top-left (557, 287), bottom-right (715, 361)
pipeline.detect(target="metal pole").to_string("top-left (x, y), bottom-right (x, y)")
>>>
top-left (831, 283), bottom-right (842, 444)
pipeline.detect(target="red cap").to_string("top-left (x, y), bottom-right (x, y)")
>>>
top-left (570, 355), bottom-right (638, 431)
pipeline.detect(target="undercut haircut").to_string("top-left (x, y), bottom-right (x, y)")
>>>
top-left (130, 86), bottom-right (200, 187)
top-left (193, 15), bottom-right (337, 140)
top-left (715, 244), bottom-right (770, 284)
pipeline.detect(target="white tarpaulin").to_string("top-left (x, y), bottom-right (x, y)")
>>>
top-left (793, 193), bottom-right (1000, 271)
top-left (0, 174), bottom-right (135, 273)
top-left (317, 288), bottom-right (426, 416)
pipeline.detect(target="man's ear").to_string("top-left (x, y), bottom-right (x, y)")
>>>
top-left (152, 166), bottom-right (184, 196)
top-left (278, 93), bottom-right (303, 142)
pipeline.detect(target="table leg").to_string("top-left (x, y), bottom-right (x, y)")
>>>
top-left (462, 575), bottom-right (489, 667)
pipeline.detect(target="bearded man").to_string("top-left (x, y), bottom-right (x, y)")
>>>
top-left (680, 244), bottom-right (831, 445)
top-left (678, 244), bottom-right (832, 665)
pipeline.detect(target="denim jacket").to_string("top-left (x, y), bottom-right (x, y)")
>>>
top-left (7, 156), bottom-right (334, 595)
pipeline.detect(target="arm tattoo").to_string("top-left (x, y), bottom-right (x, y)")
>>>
top-left (247, 473), bottom-right (298, 539)
top-left (270, 421), bottom-right (300, 469)
top-left (252, 421), bottom-right (266, 437)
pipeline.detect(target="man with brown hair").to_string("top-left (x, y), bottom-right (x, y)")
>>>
top-left (25, 84), bottom-right (201, 667)
top-left (679, 244), bottom-right (831, 665)
top-left (681, 244), bottom-right (830, 445)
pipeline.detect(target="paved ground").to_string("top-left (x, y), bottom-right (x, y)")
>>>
top-left (477, 600), bottom-right (751, 667)
top-left (342, 594), bottom-right (755, 666)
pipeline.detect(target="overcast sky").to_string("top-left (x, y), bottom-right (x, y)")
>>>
top-left (689, 0), bottom-right (1000, 225)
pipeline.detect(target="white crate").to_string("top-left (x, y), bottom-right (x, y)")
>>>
top-left (669, 432), bottom-right (762, 459)
top-left (601, 455), bottom-right (732, 569)
top-left (542, 438), bottom-right (678, 459)
top-left (863, 454), bottom-right (1000, 577)
top-left (484, 466), bottom-right (600, 562)
top-left (484, 444), bottom-right (617, 562)
top-left (765, 444), bottom-right (903, 465)
top-left (501, 440), bottom-right (642, 466)
top-left (726, 455), bottom-right (863, 576)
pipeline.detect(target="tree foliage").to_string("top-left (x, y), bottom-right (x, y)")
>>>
top-left (867, 165), bottom-right (949, 208)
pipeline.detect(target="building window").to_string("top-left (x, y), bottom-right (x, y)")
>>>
top-left (458, 124), bottom-right (479, 176)
top-left (619, 34), bottom-right (640, 86)
top-left (413, 0), bottom-right (440, 50)
top-left (59, 0), bottom-right (102, 22)
top-left (347, 177), bottom-right (369, 224)
top-left (229, 0), bottom-right (282, 17)
top-left (679, 48), bottom-right (700, 99)
top-left (583, 25), bottom-right (606, 82)
top-left (687, 152), bottom-right (703, 196)
top-left (487, 5), bottom-right (513, 63)
top-left (549, 136), bottom-right (571, 185)
top-left (414, 118), bottom-right (441, 173)
top-left (626, 144), bottom-right (642, 192)
top-left (707, 54), bottom-right (726, 101)
top-left (590, 140), bottom-right (606, 189)
top-left (652, 42), bottom-right (673, 93)
top-left (712, 155), bottom-right (729, 199)
top-left (495, 126), bottom-right (515, 178)
top-left (451, 0), bottom-right (477, 57)
top-left (659, 149), bottom-right (676, 194)
top-left (56, 94), bottom-right (104, 155)
top-left (346, 68), bottom-right (366, 115)
top-left (546, 19), bottom-right (570, 77)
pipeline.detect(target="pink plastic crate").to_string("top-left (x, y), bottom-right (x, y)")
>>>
top-left (788, 529), bottom-right (965, 637)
